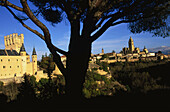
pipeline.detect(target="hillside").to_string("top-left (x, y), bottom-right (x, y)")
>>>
top-left (148, 46), bottom-right (170, 54)
top-left (1, 60), bottom-right (170, 111)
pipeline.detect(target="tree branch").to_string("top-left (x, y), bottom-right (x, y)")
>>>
top-left (1, 0), bottom-right (67, 75)
top-left (91, 11), bottom-right (121, 34)
top-left (53, 45), bottom-right (68, 56)
top-left (90, 12), bottom-right (122, 42)
top-left (90, 3), bottom-right (168, 43)
top-left (20, 0), bottom-right (67, 76)
top-left (0, 0), bottom-right (23, 11)
top-left (4, 4), bottom-right (68, 56)
top-left (5, 5), bottom-right (45, 40)
top-left (90, 0), bottom-right (167, 42)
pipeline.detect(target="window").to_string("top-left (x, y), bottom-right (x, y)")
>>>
top-left (3, 66), bottom-right (5, 68)
top-left (8, 59), bottom-right (10, 61)
top-left (10, 66), bottom-right (11, 68)
top-left (17, 59), bottom-right (18, 61)
top-left (17, 66), bottom-right (19, 68)
top-left (1, 59), bottom-right (2, 62)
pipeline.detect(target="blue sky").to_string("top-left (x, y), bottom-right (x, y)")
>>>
top-left (0, 1), bottom-right (170, 60)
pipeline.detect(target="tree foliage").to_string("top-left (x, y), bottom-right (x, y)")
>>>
top-left (28, 0), bottom-right (169, 38)
top-left (39, 53), bottom-right (55, 74)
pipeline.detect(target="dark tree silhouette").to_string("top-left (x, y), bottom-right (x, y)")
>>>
top-left (0, 0), bottom-right (169, 100)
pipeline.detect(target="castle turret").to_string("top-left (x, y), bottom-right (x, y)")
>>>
top-left (20, 43), bottom-right (27, 75)
top-left (32, 47), bottom-right (37, 75)
top-left (20, 43), bottom-right (26, 56)
top-left (128, 36), bottom-right (135, 53)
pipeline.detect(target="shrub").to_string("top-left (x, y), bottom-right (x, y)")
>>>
top-left (83, 88), bottom-right (91, 98)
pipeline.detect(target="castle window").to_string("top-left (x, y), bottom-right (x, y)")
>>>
top-left (10, 66), bottom-right (11, 68)
top-left (1, 59), bottom-right (2, 62)
top-left (17, 66), bottom-right (19, 68)
top-left (3, 66), bottom-right (5, 68)
top-left (17, 59), bottom-right (18, 61)
top-left (8, 59), bottom-right (10, 61)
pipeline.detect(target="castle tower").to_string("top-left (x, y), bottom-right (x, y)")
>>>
top-left (32, 47), bottom-right (37, 75)
top-left (20, 43), bottom-right (27, 75)
top-left (4, 33), bottom-right (24, 53)
top-left (128, 36), bottom-right (135, 53)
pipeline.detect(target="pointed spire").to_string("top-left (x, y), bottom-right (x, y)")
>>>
top-left (129, 36), bottom-right (133, 42)
top-left (102, 48), bottom-right (104, 53)
top-left (144, 46), bottom-right (146, 49)
top-left (20, 43), bottom-right (26, 52)
top-left (32, 47), bottom-right (37, 55)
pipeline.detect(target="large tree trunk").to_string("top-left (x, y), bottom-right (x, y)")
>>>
top-left (65, 37), bottom-right (91, 101)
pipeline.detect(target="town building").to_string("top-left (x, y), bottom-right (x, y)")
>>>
top-left (89, 36), bottom-right (166, 64)
top-left (122, 36), bottom-right (140, 54)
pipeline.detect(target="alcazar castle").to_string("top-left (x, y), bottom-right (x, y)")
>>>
top-left (0, 33), bottom-right (48, 84)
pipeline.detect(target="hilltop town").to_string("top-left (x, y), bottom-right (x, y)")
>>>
top-left (0, 33), bottom-right (170, 107)
top-left (1, 34), bottom-right (170, 85)
top-left (90, 36), bottom-right (170, 64)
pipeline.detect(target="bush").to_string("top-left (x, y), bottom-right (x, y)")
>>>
top-left (2, 82), bottom-right (19, 102)
top-left (83, 88), bottom-right (91, 98)
top-left (0, 81), bottom-right (4, 91)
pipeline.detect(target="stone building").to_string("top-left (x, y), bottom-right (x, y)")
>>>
top-left (143, 46), bottom-right (149, 53)
top-left (122, 36), bottom-right (141, 54)
top-left (0, 33), bottom-right (47, 84)
top-left (122, 47), bottom-right (128, 54)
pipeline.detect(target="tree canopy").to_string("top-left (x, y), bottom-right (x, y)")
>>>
top-left (28, 0), bottom-right (169, 38)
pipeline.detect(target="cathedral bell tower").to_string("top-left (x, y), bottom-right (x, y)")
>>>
top-left (128, 36), bottom-right (135, 53)
top-left (32, 47), bottom-right (37, 75)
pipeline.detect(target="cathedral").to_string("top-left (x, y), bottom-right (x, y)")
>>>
top-left (0, 33), bottom-right (47, 83)
top-left (122, 36), bottom-right (148, 54)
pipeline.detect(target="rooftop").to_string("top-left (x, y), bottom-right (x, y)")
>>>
top-left (0, 49), bottom-right (19, 56)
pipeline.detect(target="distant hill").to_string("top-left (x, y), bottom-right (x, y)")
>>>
top-left (148, 46), bottom-right (170, 54)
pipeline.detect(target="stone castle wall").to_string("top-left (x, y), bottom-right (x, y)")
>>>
top-left (0, 56), bottom-right (22, 78)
